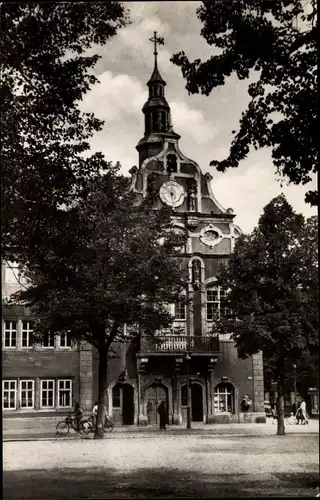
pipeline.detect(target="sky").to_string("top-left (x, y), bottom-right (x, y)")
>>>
top-left (80, 1), bottom-right (317, 234)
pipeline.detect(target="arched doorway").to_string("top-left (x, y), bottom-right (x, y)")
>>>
top-left (145, 383), bottom-right (168, 425)
top-left (112, 383), bottom-right (134, 425)
top-left (191, 383), bottom-right (203, 422)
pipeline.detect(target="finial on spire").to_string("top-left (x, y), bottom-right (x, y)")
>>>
top-left (149, 31), bottom-right (164, 67)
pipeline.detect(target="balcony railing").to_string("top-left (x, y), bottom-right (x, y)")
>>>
top-left (140, 335), bottom-right (220, 354)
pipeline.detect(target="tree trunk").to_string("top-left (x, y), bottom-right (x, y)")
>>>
top-left (276, 376), bottom-right (286, 436)
top-left (94, 347), bottom-right (108, 439)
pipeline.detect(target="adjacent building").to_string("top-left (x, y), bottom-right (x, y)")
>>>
top-left (2, 35), bottom-right (265, 425)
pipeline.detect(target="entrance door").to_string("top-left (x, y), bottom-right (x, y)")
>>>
top-left (122, 385), bottom-right (134, 425)
top-left (112, 383), bottom-right (134, 425)
top-left (145, 384), bottom-right (168, 425)
top-left (191, 383), bottom-right (203, 422)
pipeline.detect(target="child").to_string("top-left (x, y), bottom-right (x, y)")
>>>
top-left (288, 412), bottom-right (295, 425)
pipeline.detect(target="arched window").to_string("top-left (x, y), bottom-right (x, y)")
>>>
top-left (112, 384), bottom-right (121, 408)
top-left (152, 111), bottom-right (159, 132)
top-left (166, 154), bottom-right (177, 173)
top-left (181, 384), bottom-right (188, 406)
top-left (213, 383), bottom-right (235, 413)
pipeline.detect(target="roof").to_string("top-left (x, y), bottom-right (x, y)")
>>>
top-left (147, 63), bottom-right (166, 86)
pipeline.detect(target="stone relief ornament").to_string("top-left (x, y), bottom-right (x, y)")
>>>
top-left (199, 224), bottom-right (223, 248)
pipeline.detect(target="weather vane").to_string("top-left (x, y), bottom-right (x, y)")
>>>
top-left (149, 31), bottom-right (164, 66)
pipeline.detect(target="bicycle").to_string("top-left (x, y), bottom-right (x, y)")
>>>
top-left (81, 415), bottom-right (114, 434)
top-left (56, 414), bottom-right (90, 436)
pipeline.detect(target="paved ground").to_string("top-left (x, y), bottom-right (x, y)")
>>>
top-left (3, 422), bottom-right (319, 498)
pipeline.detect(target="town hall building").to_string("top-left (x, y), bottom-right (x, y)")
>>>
top-left (2, 34), bottom-right (265, 426)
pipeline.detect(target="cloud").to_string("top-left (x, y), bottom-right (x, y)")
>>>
top-left (170, 101), bottom-right (218, 145)
top-left (80, 72), bottom-right (145, 121)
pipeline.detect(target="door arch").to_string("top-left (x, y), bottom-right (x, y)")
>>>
top-left (145, 383), bottom-right (168, 425)
top-left (112, 383), bottom-right (134, 425)
top-left (191, 383), bottom-right (203, 422)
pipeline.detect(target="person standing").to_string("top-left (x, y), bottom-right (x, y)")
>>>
top-left (271, 401), bottom-right (277, 424)
top-left (74, 401), bottom-right (83, 431)
top-left (157, 401), bottom-right (167, 430)
top-left (300, 399), bottom-right (308, 425)
top-left (92, 401), bottom-right (98, 429)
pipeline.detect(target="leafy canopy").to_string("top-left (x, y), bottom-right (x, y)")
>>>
top-left (11, 170), bottom-right (188, 352)
top-left (1, 2), bottom-right (128, 261)
top-left (172, 1), bottom-right (317, 205)
top-left (215, 195), bottom-right (318, 382)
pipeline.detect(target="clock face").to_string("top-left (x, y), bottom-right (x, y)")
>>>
top-left (159, 181), bottom-right (185, 207)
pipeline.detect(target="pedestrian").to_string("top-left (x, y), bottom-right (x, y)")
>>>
top-left (74, 401), bottom-right (83, 431)
top-left (271, 401), bottom-right (277, 424)
top-left (300, 399), bottom-right (308, 425)
top-left (92, 401), bottom-right (98, 429)
top-left (157, 400), bottom-right (167, 430)
top-left (295, 400), bottom-right (302, 424)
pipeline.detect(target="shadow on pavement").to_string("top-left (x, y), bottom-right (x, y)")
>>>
top-left (3, 468), bottom-right (319, 499)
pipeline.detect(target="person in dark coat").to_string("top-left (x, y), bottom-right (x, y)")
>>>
top-left (74, 401), bottom-right (83, 431)
top-left (157, 401), bottom-right (167, 430)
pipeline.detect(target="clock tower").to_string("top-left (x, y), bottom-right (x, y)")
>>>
top-left (129, 33), bottom-right (265, 427)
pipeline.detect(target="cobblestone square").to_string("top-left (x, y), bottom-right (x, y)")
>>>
top-left (3, 425), bottom-right (319, 498)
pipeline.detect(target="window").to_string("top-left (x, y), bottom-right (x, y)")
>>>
top-left (167, 154), bottom-right (177, 173)
top-left (20, 380), bottom-right (35, 408)
top-left (43, 332), bottom-right (55, 348)
top-left (112, 384), bottom-right (121, 408)
top-left (181, 385), bottom-right (188, 406)
top-left (22, 321), bottom-right (33, 348)
top-left (5, 261), bottom-right (20, 284)
top-left (214, 383), bottom-right (234, 413)
top-left (41, 380), bottom-right (55, 408)
top-left (58, 380), bottom-right (72, 407)
top-left (3, 380), bottom-right (17, 409)
top-left (174, 302), bottom-right (186, 320)
top-left (3, 321), bottom-right (17, 348)
top-left (60, 332), bottom-right (72, 348)
top-left (206, 287), bottom-right (231, 320)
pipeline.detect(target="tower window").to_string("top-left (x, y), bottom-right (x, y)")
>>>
top-left (206, 287), bottom-right (231, 320)
top-left (167, 154), bottom-right (177, 173)
top-left (152, 111), bottom-right (159, 132)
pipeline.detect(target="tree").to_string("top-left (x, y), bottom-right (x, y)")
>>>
top-left (215, 196), bottom-right (318, 435)
top-left (171, 1), bottom-right (317, 205)
top-left (1, 2), bottom-right (128, 262)
top-left (11, 170), bottom-right (188, 438)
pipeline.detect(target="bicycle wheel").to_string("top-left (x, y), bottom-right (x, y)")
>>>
top-left (56, 421), bottom-right (70, 436)
top-left (80, 419), bottom-right (93, 435)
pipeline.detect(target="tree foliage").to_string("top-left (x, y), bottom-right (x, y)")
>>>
top-left (215, 195), bottom-right (318, 434)
top-left (1, 2), bottom-right (128, 261)
top-left (172, 0), bottom-right (317, 205)
top-left (11, 170), bottom-right (188, 438)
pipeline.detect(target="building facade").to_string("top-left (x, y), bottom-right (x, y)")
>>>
top-left (2, 37), bottom-right (265, 425)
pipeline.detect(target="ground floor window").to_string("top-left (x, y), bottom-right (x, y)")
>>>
top-left (112, 385), bottom-right (121, 408)
top-left (58, 379), bottom-right (72, 407)
top-left (2, 378), bottom-right (74, 411)
top-left (20, 380), bottom-right (35, 408)
top-left (41, 380), bottom-right (55, 408)
top-left (2, 380), bottom-right (17, 409)
top-left (214, 383), bottom-right (235, 413)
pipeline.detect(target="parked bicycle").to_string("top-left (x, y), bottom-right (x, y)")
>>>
top-left (56, 414), bottom-right (91, 436)
top-left (81, 415), bottom-right (114, 434)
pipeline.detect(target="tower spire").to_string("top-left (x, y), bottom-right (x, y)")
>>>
top-left (149, 31), bottom-right (164, 69)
